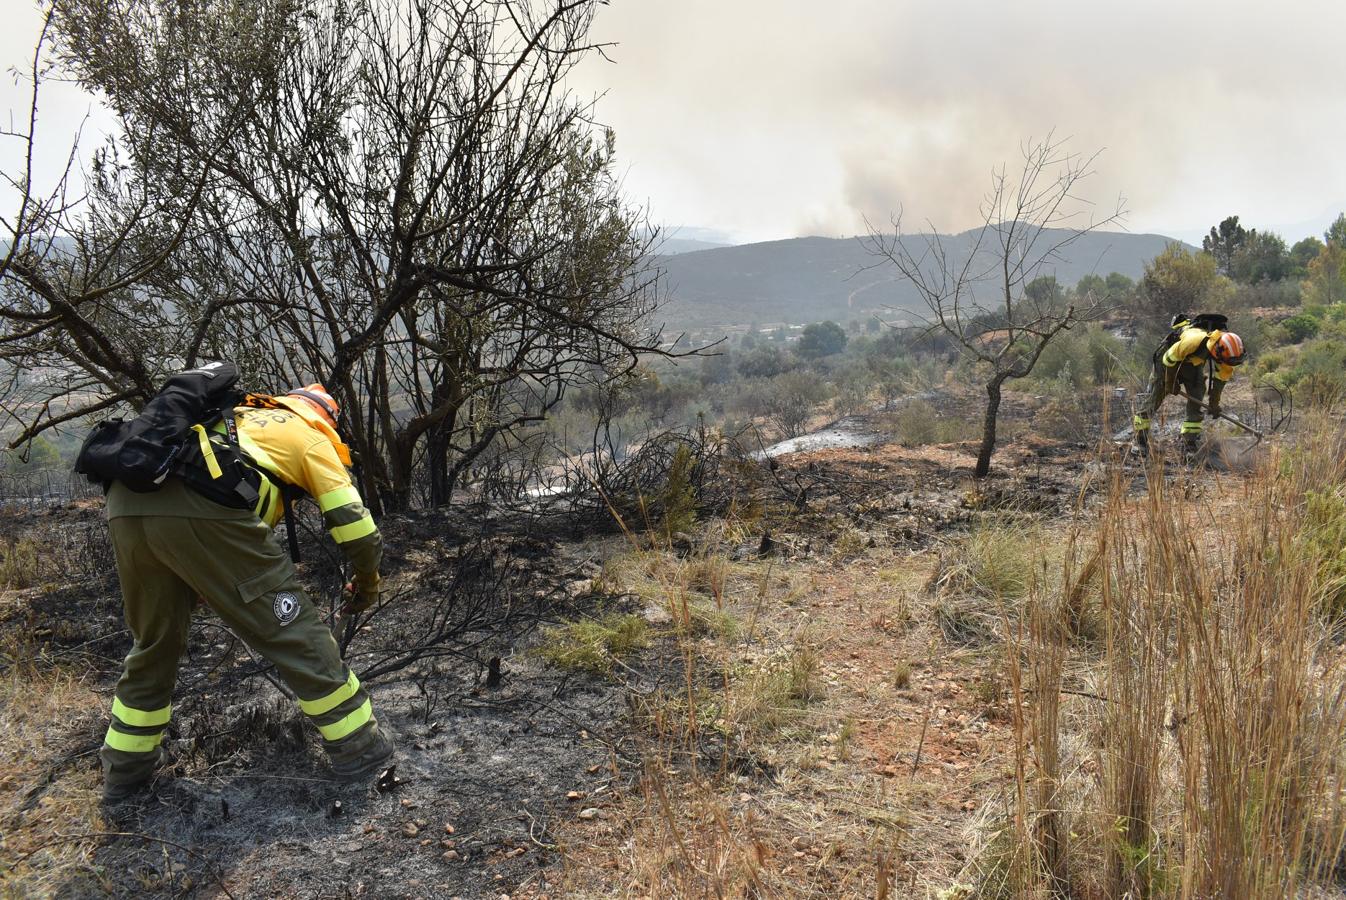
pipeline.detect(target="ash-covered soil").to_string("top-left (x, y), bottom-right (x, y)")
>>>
top-left (78, 653), bottom-right (631, 899)
top-left (4, 505), bottom-right (643, 899)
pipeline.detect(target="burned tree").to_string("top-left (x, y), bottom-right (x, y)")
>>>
top-left (0, 10), bottom-right (234, 448)
top-left (862, 136), bottom-right (1124, 477)
top-left (3, 0), bottom-right (666, 511)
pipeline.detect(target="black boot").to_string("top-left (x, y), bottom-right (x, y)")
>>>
top-left (1134, 429), bottom-right (1149, 454)
top-left (330, 723), bottom-right (395, 782)
top-left (101, 746), bottom-right (166, 810)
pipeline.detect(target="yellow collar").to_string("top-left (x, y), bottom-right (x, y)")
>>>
top-left (274, 397), bottom-right (354, 466)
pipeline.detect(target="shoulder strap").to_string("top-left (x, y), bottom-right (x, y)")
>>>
top-left (220, 412), bottom-right (302, 563)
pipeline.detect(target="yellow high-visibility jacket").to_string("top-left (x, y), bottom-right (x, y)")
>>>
top-left (233, 399), bottom-right (382, 580)
top-left (1162, 327), bottom-right (1236, 383)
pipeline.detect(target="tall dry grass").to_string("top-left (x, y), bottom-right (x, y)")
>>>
top-left (982, 426), bottom-right (1346, 898)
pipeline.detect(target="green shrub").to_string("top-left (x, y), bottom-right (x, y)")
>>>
top-left (1300, 489), bottom-right (1346, 621)
top-left (1282, 314), bottom-right (1320, 343)
top-left (658, 444), bottom-right (697, 534)
top-left (1031, 325), bottom-right (1129, 390)
top-left (535, 613), bottom-right (650, 675)
top-left (1287, 339), bottom-right (1346, 407)
top-left (888, 399), bottom-right (979, 446)
top-left (1258, 350), bottom-right (1287, 374)
top-left (891, 399), bottom-right (940, 446)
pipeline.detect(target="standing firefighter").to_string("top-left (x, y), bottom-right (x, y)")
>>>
top-left (87, 373), bottom-right (393, 803)
top-left (1133, 313), bottom-right (1246, 456)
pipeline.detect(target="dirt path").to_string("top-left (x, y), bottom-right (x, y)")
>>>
top-left (540, 433), bottom-right (1092, 899)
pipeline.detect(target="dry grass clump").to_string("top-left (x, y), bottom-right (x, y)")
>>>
top-left (892, 659), bottom-right (912, 690)
top-left (611, 546), bottom-right (748, 640)
top-left (929, 523), bottom-right (1040, 603)
top-left (578, 752), bottom-right (901, 900)
top-left (1298, 485), bottom-right (1346, 622)
top-left (830, 527), bottom-right (871, 562)
top-left (722, 644), bottom-right (822, 743)
top-left (0, 536), bottom-right (46, 591)
top-left (958, 428), bottom-right (1346, 897)
top-left (929, 522), bottom-right (1044, 646)
top-left (0, 647), bottom-right (106, 895)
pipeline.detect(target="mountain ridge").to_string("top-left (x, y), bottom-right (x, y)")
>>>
top-left (652, 228), bottom-right (1190, 328)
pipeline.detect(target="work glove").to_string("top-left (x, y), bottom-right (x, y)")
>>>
top-left (343, 571), bottom-right (382, 614)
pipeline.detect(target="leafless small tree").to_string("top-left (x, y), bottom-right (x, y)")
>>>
top-left (743, 371), bottom-right (830, 440)
top-left (862, 135), bottom-right (1125, 477)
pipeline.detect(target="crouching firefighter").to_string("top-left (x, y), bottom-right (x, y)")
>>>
top-left (75, 363), bottom-right (393, 803)
top-left (1133, 313), bottom-right (1246, 457)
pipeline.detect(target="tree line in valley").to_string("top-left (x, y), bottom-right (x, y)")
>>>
top-left (4, 3), bottom-right (1345, 499)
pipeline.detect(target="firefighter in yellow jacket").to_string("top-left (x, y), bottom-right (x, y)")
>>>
top-left (1133, 316), bottom-right (1246, 456)
top-left (101, 384), bottom-right (393, 802)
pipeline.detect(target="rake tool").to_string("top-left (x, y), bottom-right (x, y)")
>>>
top-left (1174, 389), bottom-right (1267, 451)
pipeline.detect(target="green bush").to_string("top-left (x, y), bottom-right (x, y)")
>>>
top-left (658, 444), bottom-right (697, 535)
top-left (1300, 489), bottom-right (1346, 621)
top-left (535, 613), bottom-right (650, 675)
top-left (891, 399), bottom-right (940, 446)
top-left (1258, 350), bottom-right (1287, 374)
top-left (1287, 339), bottom-right (1346, 408)
top-left (1031, 325), bottom-right (1128, 390)
top-left (1282, 314), bottom-right (1320, 343)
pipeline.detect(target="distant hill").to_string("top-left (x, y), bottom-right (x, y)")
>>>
top-left (652, 237), bottom-right (732, 255)
top-left (652, 229), bottom-right (1188, 329)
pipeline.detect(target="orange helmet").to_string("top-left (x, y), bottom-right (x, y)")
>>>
top-left (1211, 332), bottom-right (1245, 366)
top-left (286, 383), bottom-right (339, 427)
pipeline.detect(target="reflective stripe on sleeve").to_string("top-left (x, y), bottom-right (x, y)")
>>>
top-left (112, 697), bottom-right (171, 728)
top-left (317, 486), bottom-right (362, 513)
top-left (317, 699), bottom-right (373, 742)
top-left (254, 477), bottom-right (281, 524)
top-left (104, 726), bottom-right (165, 754)
top-left (331, 515), bottom-right (377, 544)
top-left (300, 670), bottom-right (361, 717)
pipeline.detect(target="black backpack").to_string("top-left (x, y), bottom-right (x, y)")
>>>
top-left (74, 361), bottom-right (262, 510)
top-left (1155, 312), bottom-right (1229, 361)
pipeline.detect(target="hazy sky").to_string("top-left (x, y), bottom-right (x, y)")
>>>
top-left (5, 1), bottom-right (1345, 246)
top-left (568, 0), bottom-right (1346, 244)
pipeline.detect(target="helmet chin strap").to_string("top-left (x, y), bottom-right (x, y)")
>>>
top-left (287, 389), bottom-right (338, 425)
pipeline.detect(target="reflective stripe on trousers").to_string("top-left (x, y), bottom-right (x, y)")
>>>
top-left (104, 697), bottom-right (172, 753)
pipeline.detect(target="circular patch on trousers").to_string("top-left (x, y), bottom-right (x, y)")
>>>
top-left (273, 591), bottom-right (300, 626)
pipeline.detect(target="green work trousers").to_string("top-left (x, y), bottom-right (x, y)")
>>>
top-left (1133, 360), bottom-right (1219, 441)
top-left (101, 513), bottom-right (384, 790)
